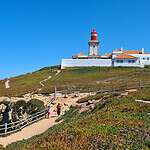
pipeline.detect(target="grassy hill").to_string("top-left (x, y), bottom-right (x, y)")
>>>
top-left (2, 88), bottom-right (150, 150)
top-left (1, 66), bottom-right (150, 97)
top-left (0, 66), bottom-right (149, 149)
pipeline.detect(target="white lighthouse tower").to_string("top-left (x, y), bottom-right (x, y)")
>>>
top-left (88, 29), bottom-right (100, 57)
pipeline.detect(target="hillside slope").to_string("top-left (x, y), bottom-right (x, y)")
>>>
top-left (1, 66), bottom-right (150, 97)
top-left (0, 67), bottom-right (149, 149)
top-left (2, 88), bottom-right (150, 150)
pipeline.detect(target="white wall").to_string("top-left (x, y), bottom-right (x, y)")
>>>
top-left (61, 59), bottom-right (112, 69)
top-left (130, 54), bottom-right (150, 66)
top-left (113, 59), bottom-right (144, 68)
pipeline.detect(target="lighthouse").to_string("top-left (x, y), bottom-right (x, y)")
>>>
top-left (88, 29), bottom-right (100, 56)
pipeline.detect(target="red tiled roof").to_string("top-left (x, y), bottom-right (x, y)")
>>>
top-left (103, 53), bottom-right (112, 58)
top-left (113, 49), bottom-right (122, 53)
top-left (77, 52), bottom-right (84, 56)
top-left (104, 53), bottom-right (111, 56)
top-left (115, 53), bottom-right (137, 59)
top-left (124, 50), bottom-right (142, 54)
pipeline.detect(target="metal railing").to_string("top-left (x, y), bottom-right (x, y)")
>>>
top-left (0, 109), bottom-right (46, 136)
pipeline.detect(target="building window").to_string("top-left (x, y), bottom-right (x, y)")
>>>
top-left (128, 60), bottom-right (135, 63)
top-left (147, 57), bottom-right (149, 61)
top-left (116, 60), bottom-right (123, 63)
top-left (143, 57), bottom-right (145, 60)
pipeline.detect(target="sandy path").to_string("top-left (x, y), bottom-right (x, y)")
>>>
top-left (0, 94), bottom-right (87, 147)
top-left (39, 70), bottom-right (61, 87)
top-left (5, 80), bottom-right (10, 89)
top-left (40, 75), bottom-right (52, 87)
top-left (0, 115), bottom-right (58, 147)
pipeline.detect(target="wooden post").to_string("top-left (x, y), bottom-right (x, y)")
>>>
top-left (54, 87), bottom-right (57, 101)
top-left (4, 123), bottom-right (7, 134)
top-left (139, 80), bottom-right (142, 89)
top-left (126, 81), bottom-right (128, 90)
top-left (112, 84), bottom-right (114, 92)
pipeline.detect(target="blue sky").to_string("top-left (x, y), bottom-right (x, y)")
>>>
top-left (0, 0), bottom-right (150, 79)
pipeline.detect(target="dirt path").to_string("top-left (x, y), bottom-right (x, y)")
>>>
top-left (0, 94), bottom-right (86, 147)
top-left (39, 75), bottom-right (52, 87)
top-left (38, 70), bottom-right (61, 92)
top-left (0, 115), bottom-right (58, 147)
top-left (5, 80), bottom-right (10, 89)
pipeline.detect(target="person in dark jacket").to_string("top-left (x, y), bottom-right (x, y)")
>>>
top-left (56, 103), bottom-right (61, 116)
top-left (2, 106), bottom-right (9, 124)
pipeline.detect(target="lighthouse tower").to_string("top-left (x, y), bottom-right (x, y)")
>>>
top-left (88, 29), bottom-right (100, 56)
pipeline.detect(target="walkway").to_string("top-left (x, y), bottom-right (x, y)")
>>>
top-left (0, 115), bottom-right (58, 147)
top-left (38, 70), bottom-right (61, 91)
top-left (39, 75), bottom-right (52, 87)
top-left (5, 80), bottom-right (10, 89)
top-left (0, 94), bottom-right (85, 147)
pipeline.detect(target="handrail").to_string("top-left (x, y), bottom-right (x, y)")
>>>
top-left (0, 108), bottom-right (47, 136)
top-left (0, 109), bottom-right (46, 128)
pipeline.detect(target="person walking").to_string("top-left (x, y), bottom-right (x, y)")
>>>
top-left (47, 106), bottom-right (51, 119)
top-left (56, 103), bottom-right (61, 116)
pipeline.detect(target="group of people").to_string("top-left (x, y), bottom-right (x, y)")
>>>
top-left (46, 103), bottom-right (61, 119)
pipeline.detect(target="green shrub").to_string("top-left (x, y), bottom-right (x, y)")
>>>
top-left (27, 99), bottom-right (45, 114)
top-left (77, 94), bottom-right (103, 103)
top-left (13, 100), bottom-right (27, 111)
top-left (0, 100), bottom-right (10, 107)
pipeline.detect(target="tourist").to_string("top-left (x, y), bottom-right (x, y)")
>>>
top-left (56, 103), bottom-right (61, 116)
top-left (47, 106), bottom-right (51, 119)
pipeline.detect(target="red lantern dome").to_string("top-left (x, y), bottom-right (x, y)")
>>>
top-left (91, 29), bottom-right (98, 41)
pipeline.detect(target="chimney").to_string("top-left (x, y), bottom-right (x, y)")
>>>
top-left (121, 47), bottom-right (123, 52)
top-left (141, 48), bottom-right (144, 54)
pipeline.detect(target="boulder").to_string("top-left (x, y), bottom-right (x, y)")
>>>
top-left (88, 100), bottom-right (93, 105)
top-left (0, 97), bottom-right (11, 102)
top-left (89, 104), bottom-right (95, 109)
top-left (121, 92), bottom-right (128, 96)
top-left (81, 103), bottom-right (87, 108)
top-left (126, 89), bottom-right (137, 93)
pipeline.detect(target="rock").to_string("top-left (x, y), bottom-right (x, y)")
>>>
top-left (64, 103), bottom-right (68, 106)
top-left (121, 92), bottom-right (128, 96)
top-left (111, 92), bottom-right (121, 96)
top-left (0, 97), bottom-right (11, 102)
top-left (0, 104), bottom-right (7, 112)
top-left (81, 103), bottom-right (87, 107)
top-left (89, 92), bottom-right (96, 96)
top-left (126, 89), bottom-right (137, 93)
top-left (51, 101), bottom-right (56, 105)
top-left (89, 104), bottom-right (95, 109)
top-left (63, 94), bottom-right (68, 98)
top-left (88, 100), bottom-right (93, 105)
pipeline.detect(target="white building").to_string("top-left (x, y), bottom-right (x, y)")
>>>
top-left (61, 59), bottom-right (112, 69)
top-left (61, 29), bottom-right (150, 69)
top-left (112, 49), bottom-right (150, 68)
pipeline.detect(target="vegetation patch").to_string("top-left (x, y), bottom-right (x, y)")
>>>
top-left (0, 67), bottom-right (150, 149)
